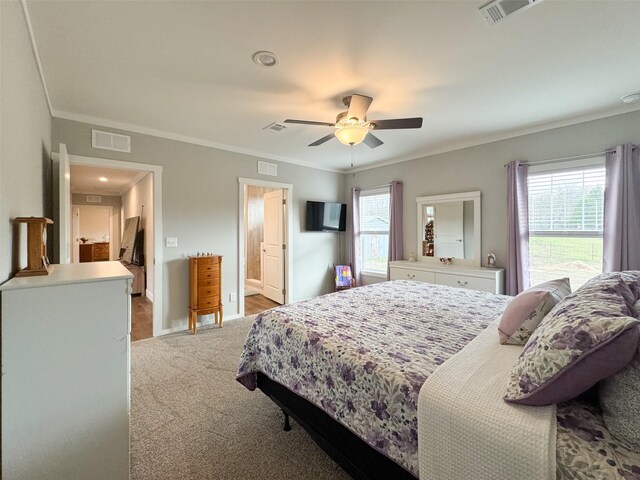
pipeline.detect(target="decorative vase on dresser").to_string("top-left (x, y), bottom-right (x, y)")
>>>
top-left (189, 255), bottom-right (223, 334)
top-left (0, 262), bottom-right (132, 480)
top-left (389, 261), bottom-right (505, 294)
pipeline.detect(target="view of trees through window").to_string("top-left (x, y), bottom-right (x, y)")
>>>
top-left (528, 165), bottom-right (605, 289)
top-left (360, 192), bottom-right (390, 274)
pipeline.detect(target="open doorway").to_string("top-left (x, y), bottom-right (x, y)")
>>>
top-left (244, 185), bottom-right (283, 315)
top-left (69, 163), bottom-right (155, 341)
top-left (238, 178), bottom-right (293, 317)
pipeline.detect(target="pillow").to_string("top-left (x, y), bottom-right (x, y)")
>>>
top-left (498, 278), bottom-right (571, 345)
top-left (599, 344), bottom-right (640, 451)
top-left (504, 276), bottom-right (640, 406)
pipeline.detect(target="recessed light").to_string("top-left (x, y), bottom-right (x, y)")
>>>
top-left (252, 51), bottom-right (279, 67)
top-left (99, 177), bottom-right (108, 182)
top-left (621, 92), bottom-right (640, 104)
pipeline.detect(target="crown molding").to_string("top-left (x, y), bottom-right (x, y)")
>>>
top-left (52, 110), bottom-right (344, 174)
top-left (346, 103), bottom-right (640, 174)
top-left (20, 0), bottom-right (53, 116)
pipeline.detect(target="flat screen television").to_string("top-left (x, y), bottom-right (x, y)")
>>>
top-left (305, 201), bottom-right (347, 232)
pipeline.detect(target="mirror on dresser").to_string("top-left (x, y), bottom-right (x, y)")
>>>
top-left (416, 191), bottom-right (481, 267)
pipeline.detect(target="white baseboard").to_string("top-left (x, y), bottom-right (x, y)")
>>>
top-left (145, 289), bottom-right (154, 302)
top-left (157, 313), bottom-right (243, 337)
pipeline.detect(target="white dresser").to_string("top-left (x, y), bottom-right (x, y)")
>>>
top-left (390, 260), bottom-right (505, 294)
top-left (1, 262), bottom-right (133, 480)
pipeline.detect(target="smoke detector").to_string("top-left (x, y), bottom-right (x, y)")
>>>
top-left (253, 51), bottom-right (279, 67)
top-left (479, 0), bottom-right (543, 25)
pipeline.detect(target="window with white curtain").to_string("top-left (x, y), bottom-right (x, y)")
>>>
top-left (528, 159), bottom-right (605, 289)
top-left (359, 188), bottom-right (390, 276)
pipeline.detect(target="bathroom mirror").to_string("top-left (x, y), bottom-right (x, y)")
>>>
top-left (416, 191), bottom-right (481, 267)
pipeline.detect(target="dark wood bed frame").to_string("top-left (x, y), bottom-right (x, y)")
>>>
top-left (257, 373), bottom-right (417, 480)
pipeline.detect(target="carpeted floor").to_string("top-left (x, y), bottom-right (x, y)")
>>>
top-left (131, 316), bottom-right (351, 480)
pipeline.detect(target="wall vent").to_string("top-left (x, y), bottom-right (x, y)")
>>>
top-left (262, 122), bottom-right (288, 133)
top-left (258, 161), bottom-right (278, 177)
top-left (479, 0), bottom-right (542, 24)
top-left (86, 195), bottom-right (102, 203)
top-left (92, 129), bottom-right (131, 153)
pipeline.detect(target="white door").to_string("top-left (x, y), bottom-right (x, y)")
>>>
top-left (435, 201), bottom-right (464, 258)
top-left (58, 144), bottom-right (71, 264)
top-left (262, 189), bottom-right (284, 304)
top-left (71, 206), bottom-right (80, 263)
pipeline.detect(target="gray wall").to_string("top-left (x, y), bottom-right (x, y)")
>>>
top-left (0, 1), bottom-right (52, 283)
top-left (52, 118), bottom-right (346, 330)
top-left (348, 109), bottom-right (640, 274)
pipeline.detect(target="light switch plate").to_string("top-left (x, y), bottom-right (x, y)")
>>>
top-left (229, 292), bottom-right (237, 302)
top-left (165, 237), bottom-right (178, 248)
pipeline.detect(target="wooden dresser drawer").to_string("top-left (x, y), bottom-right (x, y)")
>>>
top-left (435, 272), bottom-right (495, 293)
top-left (198, 296), bottom-right (220, 309)
top-left (197, 277), bottom-right (220, 287)
top-left (198, 285), bottom-right (218, 298)
top-left (197, 257), bottom-right (220, 266)
top-left (197, 264), bottom-right (220, 278)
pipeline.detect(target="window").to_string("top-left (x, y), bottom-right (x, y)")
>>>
top-left (528, 162), bottom-right (605, 289)
top-left (360, 189), bottom-right (390, 276)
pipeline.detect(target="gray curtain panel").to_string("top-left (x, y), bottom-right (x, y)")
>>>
top-left (388, 181), bottom-right (404, 279)
top-left (506, 161), bottom-right (530, 295)
top-left (603, 144), bottom-right (640, 272)
top-left (350, 187), bottom-right (362, 286)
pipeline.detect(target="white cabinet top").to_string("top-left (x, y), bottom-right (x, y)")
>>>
top-left (390, 260), bottom-right (503, 278)
top-left (0, 261), bottom-right (133, 291)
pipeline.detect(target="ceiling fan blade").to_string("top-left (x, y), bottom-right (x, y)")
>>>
top-left (363, 133), bottom-right (384, 149)
top-left (370, 117), bottom-right (423, 130)
top-left (309, 133), bottom-right (336, 147)
top-left (284, 119), bottom-right (335, 127)
top-left (347, 94), bottom-right (373, 120)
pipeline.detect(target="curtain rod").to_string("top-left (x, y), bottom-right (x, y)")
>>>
top-left (504, 145), bottom-right (638, 168)
top-left (357, 182), bottom-right (392, 190)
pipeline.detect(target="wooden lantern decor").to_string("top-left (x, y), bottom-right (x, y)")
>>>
top-left (14, 217), bottom-right (54, 277)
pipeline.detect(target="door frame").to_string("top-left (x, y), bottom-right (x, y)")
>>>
top-left (238, 177), bottom-right (293, 317)
top-left (54, 152), bottom-right (164, 337)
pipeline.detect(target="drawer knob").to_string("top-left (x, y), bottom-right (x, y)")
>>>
top-left (457, 280), bottom-right (468, 286)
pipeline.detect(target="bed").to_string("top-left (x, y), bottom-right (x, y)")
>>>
top-left (236, 280), bottom-right (640, 479)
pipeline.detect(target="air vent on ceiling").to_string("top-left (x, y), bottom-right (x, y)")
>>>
top-left (479, 0), bottom-right (542, 24)
top-left (262, 122), bottom-right (288, 133)
top-left (258, 161), bottom-right (278, 177)
top-left (86, 195), bottom-right (102, 203)
top-left (92, 129), bottom-right (131, 153)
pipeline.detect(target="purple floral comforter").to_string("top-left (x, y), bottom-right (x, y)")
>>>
top-left (236, 280), bottom-right (510, 476)
top-left (557, 399), bottom-right (640, 480)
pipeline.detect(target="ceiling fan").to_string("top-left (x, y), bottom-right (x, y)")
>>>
top-left (284, 94), bottom-right (423, 149)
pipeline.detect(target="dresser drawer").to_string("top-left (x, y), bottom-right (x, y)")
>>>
top-left (197, 277), bottom-right (220, 287)
top-left (435, 273), bottom-right (495, 293)
top-left (197, 265), bottom-right (219, 280)
top-left (198, 285), bottom-right (219, 298)
top-left (197, 257), bottom-right (220, 266)
top-left (198, 296), bottom-right (220, 309)
top-left (390, 266), bottom-right (436, 283)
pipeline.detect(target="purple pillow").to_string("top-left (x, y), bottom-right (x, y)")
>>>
top-left (498, 278), bottom-right (571, 345)
top-left (504, 275), bottom-right (640, 406)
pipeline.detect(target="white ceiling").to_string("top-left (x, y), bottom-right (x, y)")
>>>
top-left (70, 164), bottom-right (145, 196)
top-left (27, 1), bottom-right (640, 172)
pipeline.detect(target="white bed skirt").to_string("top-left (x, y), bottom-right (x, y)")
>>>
top-left (418, 319), bottom-right (557, 480)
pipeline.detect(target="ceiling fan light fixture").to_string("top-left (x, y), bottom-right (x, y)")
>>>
top-left (335, 125), bottom-right (370, 146)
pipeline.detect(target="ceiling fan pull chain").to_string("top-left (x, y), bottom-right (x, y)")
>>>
top-left (350, 145), bottom-right (355, 170)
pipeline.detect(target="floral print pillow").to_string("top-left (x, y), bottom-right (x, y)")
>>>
top-left (498, 278), bottom-right (571, 345)
top-left (504, 274), bottom-right (640, 406)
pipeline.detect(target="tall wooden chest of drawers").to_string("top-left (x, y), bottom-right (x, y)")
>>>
top-left (189, 255), bottom-right (223, 334)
